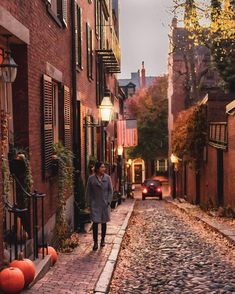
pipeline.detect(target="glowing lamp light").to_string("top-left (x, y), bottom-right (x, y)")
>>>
top-left (0, 51), bottom-right (18, 83)
top-left (127, 159), bottom-right (132, 165)
top-left (117, 145), bottom-right (123, 156)
top-left (143, 188), bottom-right (148, 194)
top-left (100, 94), bottom-right (113, 122)
top-left (170, 153), bottom-right (179, 164)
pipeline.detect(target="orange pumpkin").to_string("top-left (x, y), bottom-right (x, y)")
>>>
top-left (39, 246), bottom-right (58, 265)
top-left (10, 258), bottom-right (35, 286)
top-left (0, 267), bottom-right (25, 293)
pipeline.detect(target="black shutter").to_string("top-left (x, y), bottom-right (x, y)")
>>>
top-left (42, 74), bottom-right (53, 177)
top-left (62, 0), bottom-right (68, 26)
top-left (86, 23), bottom-right (90, 79)
top-left (58, 0), bottom-right (67, 27)
top-left (78, 7), bottom-right (83, 68)
top-left (75, 3), bottom-right (78, 65)
top-left (64, 86), bottom-right (72, 150)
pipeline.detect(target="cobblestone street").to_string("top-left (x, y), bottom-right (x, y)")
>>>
top-left (109, 197), bottom-right (235, 294)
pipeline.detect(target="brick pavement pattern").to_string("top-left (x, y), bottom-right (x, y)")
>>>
top-left (110, 199), bottom-right (235, 294)
top-left (24, 200), bottom-right (133, 294)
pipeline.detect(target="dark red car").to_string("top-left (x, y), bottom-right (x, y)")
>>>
top-left (142, 179), bottom-right (163, 200)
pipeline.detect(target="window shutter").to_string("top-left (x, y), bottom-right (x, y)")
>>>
top-left (62, 0), bottom-right (68, 26)
top-left (57, 0), bottom-right (67, 27)
top-left (90, 28), bottom-right (93, 78)
top-left (78, 7), bottom-right (83, 68)
top-left (64, 86), bottom-right (72, 150)
top-left (86, 23), bottom-right (90, 78)
top-left (42, 75), bottom-right (53, 176)
top-left (75, 4), bottom-right (79, 65)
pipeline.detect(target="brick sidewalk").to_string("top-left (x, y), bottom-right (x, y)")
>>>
top-left (169, 198), bottom-right (235, 244)
top-left (24, 199), bottom-right (134, 294)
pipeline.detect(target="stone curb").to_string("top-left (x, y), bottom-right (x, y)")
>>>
top-left (94, 200), bottom-right (136, 294)
top-left (167, 199), bottom-right (235, 245)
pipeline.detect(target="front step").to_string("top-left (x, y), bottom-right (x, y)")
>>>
top-left (28, 254), bottom-right (52, 288)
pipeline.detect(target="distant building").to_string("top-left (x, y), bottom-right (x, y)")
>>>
top-left (119, 62), bottom-right (156, 97)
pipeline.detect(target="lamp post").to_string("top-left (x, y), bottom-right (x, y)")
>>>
top-left (170, 154), bottom-right (179, 199)
top-left (117, 146), bottom-right (123, 193)
top-left (0, 36), bottom-right (18, 83)
top-left (99, 92), bottom-right (113, 122)
top-left (99, 91), bottom-right (113, 162)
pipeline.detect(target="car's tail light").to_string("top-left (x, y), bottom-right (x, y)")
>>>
top-left (143, 188), bottom-right (148, 193)
top-left (156, 187), bottom-right (161, 192)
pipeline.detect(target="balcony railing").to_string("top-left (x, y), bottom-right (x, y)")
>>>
top-left (97, 26), bottom-right (121, 73)
top-left (209, 122), bottom-right (227, 149)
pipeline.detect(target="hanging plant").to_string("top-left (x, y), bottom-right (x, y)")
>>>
top-left (2, 157), bottom-right (11, 203)
top-left (1, 110), bottom-right (9, 154)
top-left (8, 147), bottom-right (33, 206)
top-left (52, 142), bottom-right (74, 245)
top-left (172, 104), bottom-right (207, 169)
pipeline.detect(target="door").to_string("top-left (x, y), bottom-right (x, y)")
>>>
top-left (134, 164), bottom-right (142, 184)
top-left (217, 149), bottom-right (224, 207)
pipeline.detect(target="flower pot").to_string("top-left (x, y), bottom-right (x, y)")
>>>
top-left (111, 200), bottom-right (118, 209)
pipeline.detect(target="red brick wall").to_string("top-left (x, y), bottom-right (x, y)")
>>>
top-left (200, 146), bottom-right (218, 207)
top-left (185, 165), bottom-right (196, 203)
top-left (77, 1), bottom-right (119, 184)
top-left (0, 138), bottom-right (3, 265)
top-left (1, 0), bottom-right (72, 222)
top-left (224, 115), bottom-right (235, 210)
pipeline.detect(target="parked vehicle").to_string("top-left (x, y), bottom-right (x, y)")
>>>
top-left (142, 179), bottom-right (163, 200)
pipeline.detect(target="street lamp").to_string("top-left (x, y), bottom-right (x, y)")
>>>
top-left (170, 153), bottom-right (179, 199)
top-left (117, 145), bottom-right (123, 156)
top-left (99, 92), bottom-right (113, 122)
top-left (0, 36), bottom-right (18, 83)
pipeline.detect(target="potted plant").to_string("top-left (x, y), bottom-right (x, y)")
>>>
top-left (74, 174), bottom-right (91, 233)
top-left (111, 191), bottom-right (119, 209)
top-left (52, 142), bottom-right (74, 245)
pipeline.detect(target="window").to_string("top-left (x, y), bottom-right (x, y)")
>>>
top-left (96, 56), bottom-right (105, 105)
top-left (42, 75), bottom-right (71, 177)
top-left (0, 48), bottom-right (4, 64)
top-left (86, 23), bottom-right (93, 80)
top-left (46, 0), bottom-right (68, 27)
top-left (127, 86), bottom-right (135, 96)
top-left (100, 11), bottom-right (106, 49)
top-left (52, 81), bottom-right (59, 143)
top-left (75, 5), bottom-right (83, 69)
top-left (95, 0), bottom-right (101, 37)
top-left (156, 159), bottom-right (168, 172)
top-left (84, 116), bottom-right (96, 177)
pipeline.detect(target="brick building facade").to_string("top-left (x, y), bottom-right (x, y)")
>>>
top-left (168, 18), bottom-right (235, 212)
top-left (0, 0), bottom-right (122, 264)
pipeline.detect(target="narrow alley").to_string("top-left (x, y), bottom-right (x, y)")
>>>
top-left (110, 195), bottom-right (235, 293)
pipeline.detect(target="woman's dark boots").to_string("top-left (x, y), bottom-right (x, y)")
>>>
top-left (101, 223), bottom-right (107, 247)
top-left (93, 223), bottom-right (98, 251)
top-left (100, 238), bottom-right (105, 247)
top-left (93, 242), bottom-right (98, 251)
top-left (92, 222), bottom-right (107, 250)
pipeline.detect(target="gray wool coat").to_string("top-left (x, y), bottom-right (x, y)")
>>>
top-left (85, 173), bottom-right (113, 223)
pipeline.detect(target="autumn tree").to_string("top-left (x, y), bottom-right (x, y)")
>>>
top-left (173, 0), bottom-right (235, 92)
top-left (126, 76), bottom-right (168, 165)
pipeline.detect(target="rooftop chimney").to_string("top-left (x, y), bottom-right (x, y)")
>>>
top-left (172, 17), bottom-right (177, 29)
top-left (141, 61), bottom-right (146, 88)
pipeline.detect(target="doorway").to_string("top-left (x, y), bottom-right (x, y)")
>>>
top-left (217, 149), bottom-right (224, 207)
top-left (134, 164), bottom-right (142, 183)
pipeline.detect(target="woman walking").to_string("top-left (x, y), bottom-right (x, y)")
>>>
top-left (85, 161), bottom-right (113, 251)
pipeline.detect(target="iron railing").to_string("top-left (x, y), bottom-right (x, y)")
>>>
top-left (209, 122), bottom-right (227, 149)
top-left (4, 174), bottom-right (47, 261)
